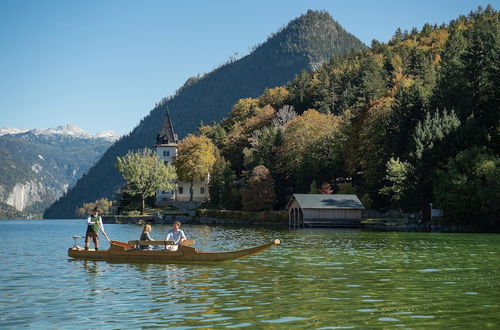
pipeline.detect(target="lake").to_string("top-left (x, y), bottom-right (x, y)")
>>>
top-left (0, 220), bottom-right (498, 328)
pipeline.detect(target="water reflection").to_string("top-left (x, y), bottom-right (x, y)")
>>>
top-left (82, 261), bottom-right (99, 275)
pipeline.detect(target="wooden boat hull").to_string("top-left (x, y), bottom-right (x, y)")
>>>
top-left (68, 239), bottom-right (280, 263)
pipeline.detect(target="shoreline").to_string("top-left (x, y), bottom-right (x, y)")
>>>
top-left (100, 215), bottom-right (499, 233)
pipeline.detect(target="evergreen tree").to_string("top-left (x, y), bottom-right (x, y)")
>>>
top-left (208, 152), bottom-right (227, 206)
top-left (295, 154), bottom-right (315, 193)
top-left (309, 180), bottom-right (318, 194)
top-left (209, 151), bottom-right (236, 208)
top-left (380, 109), bottom-right (461, 215)
top-left (388, 84), bottom-right (426, 158)
top-left (434, 146), bottom-right (500, 227)
top-left (221, 166), bottom-right (239, 210)
top-left (198, 122), bottom-right (227, 148)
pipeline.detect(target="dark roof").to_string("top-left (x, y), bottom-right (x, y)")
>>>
top-left (156, 108), bottom-right (179, 145)
top-left (291, 194), bottom-right (365, 210)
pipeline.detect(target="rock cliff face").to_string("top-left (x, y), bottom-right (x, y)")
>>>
top-left (0, 125), bottom-right (117, 218)
top-left (5, 181), bottom-right (47, 211)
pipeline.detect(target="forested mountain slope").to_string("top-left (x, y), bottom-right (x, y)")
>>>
top-left (44, 10), bottom-right (365, 218)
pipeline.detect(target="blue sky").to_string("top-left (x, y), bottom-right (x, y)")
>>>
top-left (1, 0), bottom-right (497, 136)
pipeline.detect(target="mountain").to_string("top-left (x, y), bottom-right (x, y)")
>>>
top-left (0, 125), bottom-right (118, 218)
top-left (0, 125), bottom-right (119, 141)
top-left (44, 10), bottom-right (366, 218)
top-left (168, 10), bottom-right (366, 135)
top-left (0, 127), bottom-right (29, 135)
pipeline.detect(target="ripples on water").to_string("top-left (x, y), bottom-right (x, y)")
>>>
top-left (0, 220), bottom-right (499, 328)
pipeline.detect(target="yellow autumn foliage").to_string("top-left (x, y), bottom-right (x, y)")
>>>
top-left (174, 135), bottom-right (216, 183)
top-left (259, 87), bottom-right (289, 109)
top-left (280, 109), bottom-right (340, 177)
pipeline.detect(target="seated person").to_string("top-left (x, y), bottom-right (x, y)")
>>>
top-left (165, 221), bottom-right (187, 251)
top-left (139, 224), bottom-right (154, 250)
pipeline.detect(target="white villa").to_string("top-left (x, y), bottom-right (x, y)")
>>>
top-left (155, 110), bottom-right (210, 204)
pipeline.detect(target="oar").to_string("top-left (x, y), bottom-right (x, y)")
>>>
top-left (98, 222), bottom-right (111, 242)
top-left (97, 222), bottom-right (133, 248)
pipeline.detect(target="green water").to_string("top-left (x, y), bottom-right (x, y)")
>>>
top-left (0, 220), bottom-right (498, 328)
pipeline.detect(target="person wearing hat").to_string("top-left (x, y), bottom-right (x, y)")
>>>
top-left (85, 207), bottom-right (105, 251)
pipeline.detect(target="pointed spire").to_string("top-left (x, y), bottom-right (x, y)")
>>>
top-left (156, 107), bottom-right (179, 145)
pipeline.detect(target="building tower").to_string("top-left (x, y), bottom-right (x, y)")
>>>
top-left (155, 109), bottom-right (178, 204)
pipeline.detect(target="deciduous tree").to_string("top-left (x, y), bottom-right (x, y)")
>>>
top-left (379, 157), bottom-right (415, 209)
top-left (224, 98), bottom-right (261, 128)
top-left (241, 165), bottom-right (275, 211)
top-left (76, 198), bottom-right (112, 217)
top-left (279, 109), bottom-right (339, 180)
top-left (116, 148), bottom-right (176, 214)
top-left (318, 183), bottom-right (333, 194)
top-left (259, 87), bottom-right (290, 109)
top-left (174, 135), bottom-right (216, 201)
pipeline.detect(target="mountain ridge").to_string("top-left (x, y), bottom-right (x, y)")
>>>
top-left (0, 125), bottom-right (119, 142)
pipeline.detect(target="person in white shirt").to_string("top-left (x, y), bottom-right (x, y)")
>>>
top-left (164, 221), bottom-right (187, 250)
top-left (85, 207), bottom-right (105, 251)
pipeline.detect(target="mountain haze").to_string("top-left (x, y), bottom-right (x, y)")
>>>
top-left (44, 10), bottom-right (366, 218)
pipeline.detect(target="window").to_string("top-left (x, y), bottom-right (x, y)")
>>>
top-left (163, 150), bottom-right (167, 157)
top-left (200, 187), bottom-right (205, 194)
top-left (178, 186), bottom-right (184, 194)
top-left (167, 150), bottom-right (170, 157)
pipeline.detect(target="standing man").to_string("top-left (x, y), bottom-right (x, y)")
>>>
top-left (85, 207), bottom-right (106, 251)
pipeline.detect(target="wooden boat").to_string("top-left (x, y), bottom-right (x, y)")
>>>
top-left (68, 239), bottom-right (280, 263)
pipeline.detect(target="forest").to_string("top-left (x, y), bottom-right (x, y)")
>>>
top-left (201, 6), bottom-right (499, 228)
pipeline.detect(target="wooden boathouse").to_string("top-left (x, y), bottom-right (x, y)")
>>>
top-left (287, 194), bottom-right (364, 227)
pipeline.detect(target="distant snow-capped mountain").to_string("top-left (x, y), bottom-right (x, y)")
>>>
top-left (0, 125), bottom-right (119, 141)
top-left (95, 130), bottom-right (119, 141)
top-left (0, 127), bottom-right (29, 135)
top-left (0, 124), bottom-right (119, 218)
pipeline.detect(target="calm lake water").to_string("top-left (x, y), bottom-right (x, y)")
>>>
top-left (0, 220), bottom-right (498, 329)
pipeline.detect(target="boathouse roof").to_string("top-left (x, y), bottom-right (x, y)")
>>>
top-left (289, 194), bottom-right (365, 210)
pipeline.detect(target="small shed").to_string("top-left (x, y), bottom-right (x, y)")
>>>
top-left (287, 194), bottom-right (365, 227)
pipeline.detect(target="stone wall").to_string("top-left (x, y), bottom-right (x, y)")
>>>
top-left (154, 213), bottom-right (192, 225)
top-left (193, 216), bottom-right (287, 226)
top-left (102, 215), bottom-right (157, 224)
